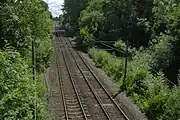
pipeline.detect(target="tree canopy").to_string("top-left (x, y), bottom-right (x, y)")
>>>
top-left (62, 0), bottom-right (180, 119)
top-left (0, 0), bottom-right (52, 119)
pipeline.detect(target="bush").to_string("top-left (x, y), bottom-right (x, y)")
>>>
top-left (89, 48), bottom-right (124, 83)
top-left (0, 0), bottom-right (52, 73)
top-left (149, 34), bottom-right (173, 73)
top-left (114, 40), bottom-right (136, 57)
top-left (78, 26), bottom-right (95, 50)
top-left (89, 48), bottom-right (111, 67)
top-left (103, 58), bottom-right (124, 80)
top-left (88, 48), bottom-right (180, 120)
top-left (36, 39), bottom-right (52, 73)
top-left (162, 88), bottom-right (180, 120)
top-left (0, 1), bottom-right (51, 119)
top-left (0, 51), bottom-right (47, 119)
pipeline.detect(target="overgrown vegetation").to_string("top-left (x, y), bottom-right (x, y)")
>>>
top-left (0, 0), bottom-right (52, 119)
top-left (62, 0), bottom-right (180, 119)
top-left (89, 48), bottom-right (180, 119)
top-left (62, 0), bottom-right (180, 85)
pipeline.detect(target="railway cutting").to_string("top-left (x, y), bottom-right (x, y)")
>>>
top-left (46, 25), bottom-right (131, 120)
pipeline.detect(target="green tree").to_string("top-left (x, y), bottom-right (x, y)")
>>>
top-left (0, 0), bottom-right (52, 119)
top-left (62, 0), bottom-right (88, 35)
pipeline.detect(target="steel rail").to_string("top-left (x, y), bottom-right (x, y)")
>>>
top-left (54, 36), bottom-right (69, 120)
top-left (60, 40), bottom-right (88, 120)
top-left (66, 37), bottom-right (130, 120)
top-left (63, 40), bottom-right (112, 120)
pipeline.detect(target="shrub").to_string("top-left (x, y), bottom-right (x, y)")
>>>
top-left (149, 34), bottom-right (173, 72)
top-left (88, 48), bottom-right (180, 120)
top-left (36, 39), bottom-right (52, 73)
top-left (89, 48), bottom-right (111, 67)
top-left (89, 48), bottom-right (124, 82)
top-left (103, 58), bottom-right (124, 81)
top-left (162, 88), bottom-right (180, 120)
top-left (0, 51), bottom-right (47, 120)
top-left (78, 26), bottom-right (95, 50)
top-left (114, 40), bottom-right (136, 57)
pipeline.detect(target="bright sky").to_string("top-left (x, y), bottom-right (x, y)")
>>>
top-left (43, 0), bottom-right (64, 17)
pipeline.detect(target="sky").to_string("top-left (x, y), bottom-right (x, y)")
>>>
top-left (43, 0), bottom-right (64, 17)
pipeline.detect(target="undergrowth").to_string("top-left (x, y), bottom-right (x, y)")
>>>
top-left (0, 51), bottom-right (47, 120)
top-left (89, 48), bottom-right (180, 120)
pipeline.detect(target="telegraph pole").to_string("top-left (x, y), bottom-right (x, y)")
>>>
top-left (123, 39), bottom-right (128, 90)
top-left (112, 39), bottom-right (128, 98)
top-left (32, 40), bottom-right (37, 120)
top-left (32, 40), bottom-right (36, 81)
top-left (113, 15), bottom-right (132, 99)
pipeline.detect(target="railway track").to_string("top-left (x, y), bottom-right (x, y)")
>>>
top-left (54, 27), bottom-right (130, 119)
top-left (66, 38), bottom-right (129, 119)
top-left (54, 34), bottom-right (91, 119)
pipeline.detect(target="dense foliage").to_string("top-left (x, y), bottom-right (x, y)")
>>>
top-left (62, 0), bottom-right (180, 85)
top-left (62, 0), bottom-right (88, 36)
top-left (0, 0), bottom-right (52, 119)
top-left (62, 0), bottom-right (180, 119)
top-left (0, 51), bottom-right (46, 119)
top-left (89, 48), bottom-right (180, 120)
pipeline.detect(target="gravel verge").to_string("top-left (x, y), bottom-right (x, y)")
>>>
top-left (79, 50), bottom-right (148, 120)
